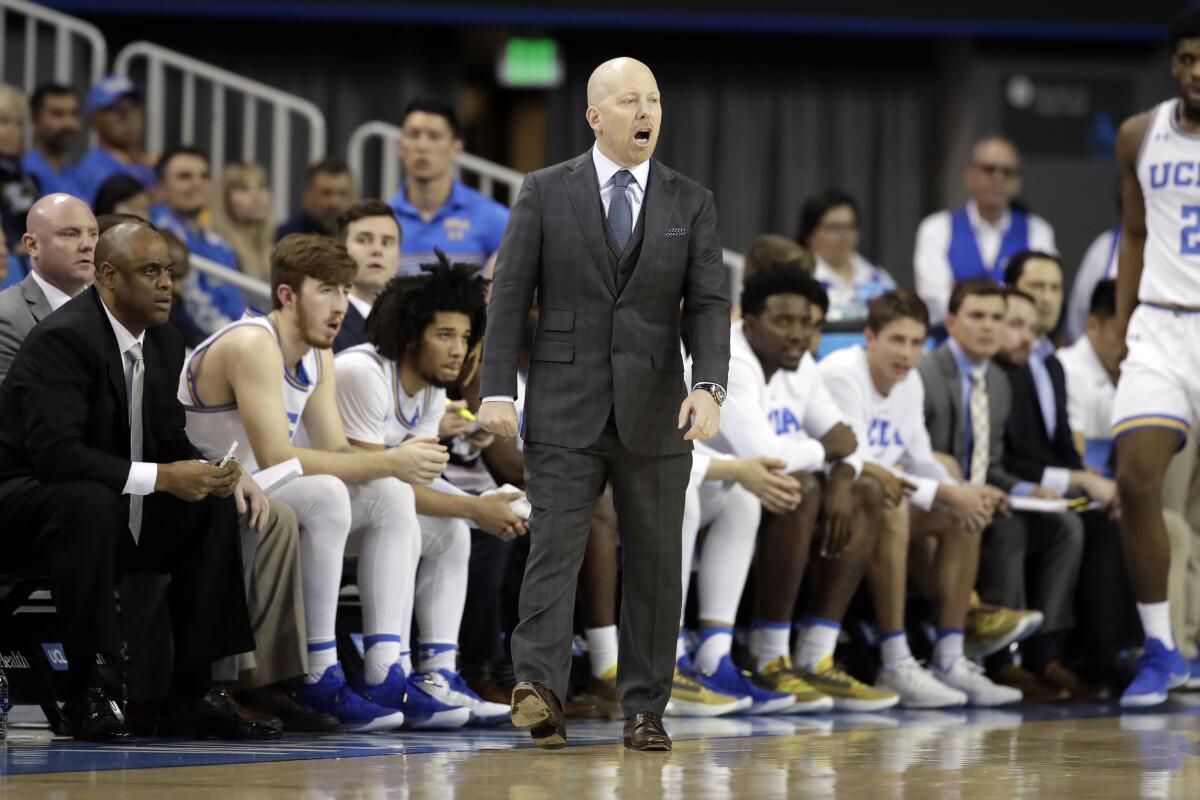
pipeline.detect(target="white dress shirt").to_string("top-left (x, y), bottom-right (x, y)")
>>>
top-left (29, 269), bottom-right (75, 312)
top-left (913, 201), bottom-right (1057, 326)
top-left (1064, 227), bottom-right (1119, 345)
top-left (99, 298), bottom-right (158, 496)
top-left (347, 292), bottom-right (373, 322)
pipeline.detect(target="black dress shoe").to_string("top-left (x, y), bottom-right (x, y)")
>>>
top-left (236, 684), bottom-right (340, 733)
top-left (623, 711), bottom-right (671, 751)
top-left (159, 686), bottom-right (283, 740)
top-left (510, 680), bottom-right (567, 749)
top-left (64, 687), bottom-right (133, 742)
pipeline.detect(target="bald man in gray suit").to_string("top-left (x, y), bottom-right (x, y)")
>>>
top-left (479, 57), bottom-right (730, 751)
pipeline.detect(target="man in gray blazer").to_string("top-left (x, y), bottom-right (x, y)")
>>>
top-left (918, 277), bottom-right (1083, 702)
top-left (0, 193), bottom-right (98, 382)
top-left (479, 57), bottom-right (729, 751)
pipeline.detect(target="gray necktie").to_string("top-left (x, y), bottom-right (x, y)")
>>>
top-left (607, 169), bottom-right (633, 252)
top-left (128, 342), bottom-right (144, 544)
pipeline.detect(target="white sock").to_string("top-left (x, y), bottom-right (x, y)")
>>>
top-left (415, 516), bottom-right (471, 652)
top-left (880, 632), bottom-right (913, 670)
top-left (932, 629), bottom-right (964, 672)
top-left (363, 635), bottom-right (401, 685)
top-left (693, 626), bottom-right (733, 673)
top-left (676, 632), bottom-right (688, 662)
top-left (421, 642), bottom-right (458, 673)
top-left (697, 485), bottom-right (762, 625)
top-left (795, 619), bottom-right (840, 669)
top-left (1137, 601), bottom-right (1176, 650)
top-left (586, 625), bottom-right (619, 677)
top-left (305, 640), bottom-right (338, 684)
top-left (399, 650), bottom-right (413, 675)
top-left (750, 621), bottom-right (792, 672)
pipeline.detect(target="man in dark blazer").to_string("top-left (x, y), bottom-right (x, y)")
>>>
top-left (0, 193), bottom-right (97, 382)
top-left (0, 220), bottom-right (278, 741)
top-left (479, 57), bottom-right (730, 751)
top-left (918, 277), bottom-right (1083, 702)
top-left (332, 199), bottom-right (401, 353)
top-left (1001, 257), bottom-right (1129, 693)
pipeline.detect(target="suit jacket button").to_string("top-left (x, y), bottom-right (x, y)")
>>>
top-left (612, 346), bottom-right (622, 355)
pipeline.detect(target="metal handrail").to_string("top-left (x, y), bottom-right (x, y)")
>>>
top-left (114, 41), bottom-right (326, 222)
top-left (346, 120), bottom-right (525, 203)
top-left (188, 253), bottom-right (271, 308)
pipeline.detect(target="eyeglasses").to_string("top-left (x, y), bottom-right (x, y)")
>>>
top-left (973, 162), bottom-right (1020, 179)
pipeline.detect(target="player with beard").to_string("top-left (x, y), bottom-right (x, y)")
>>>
top-left (1107, 7), bottom-right (1200, 706)
top-left (333, 254), bottom-right (522, 726)
top-left (179, 234), bottom-right (450, 731)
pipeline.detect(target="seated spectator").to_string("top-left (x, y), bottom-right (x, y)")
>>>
top-left (0, 194), bottom-right (97, 381)
top-left (913, 137), bottom-right (1056, 327)
top-left (210, 162), bottom-right (274, 282)
top-left (158, 229), bottom-right (206, 350)
top-left (94, 174), bottom-right (151, 219)
top-left (821, 290), bottom-right (1021, 707)
top-left (798, 189), bottom-right (896, 321)
top-left (389, 99), bottom-right (508, 277)
top-left (1058, 280), bottom-right (1125, 475)
top-left (332, 199), bottom-right (401, 352)
top-left (0, 220), bottom-right (277, 742)
top-left (149, 146), bottom-right (245, 335)
top-left (23, 83), bottom-right (85, 199)
top-left (73, 76), bottom-right (155, 204)
top-left (274, 158), bottom-right (354, 241)
top-left (918, 278), bottom-right (1084, 701)
top-left (0, 83), bottom-right (39, 288)
top-left (743, 233), bottom-right (814, 279)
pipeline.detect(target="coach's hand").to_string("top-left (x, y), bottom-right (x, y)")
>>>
top-left (157, 459), bottom-right (241, 502)
top-left (680, 390), bottom-right (719, 441)
top-left (479, 400), bottom-right (519, 440)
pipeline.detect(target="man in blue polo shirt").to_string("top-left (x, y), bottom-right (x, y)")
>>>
top-left (74, 76), bottom-right (156, 206)
top-left (150, 145), bottom-right (245, 334)
top-left (388, 99), bottom-right (508, 277)
top-left (23, 84), bottom-right (85, 199)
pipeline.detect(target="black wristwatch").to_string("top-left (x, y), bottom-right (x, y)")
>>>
top-left (694, 382), bottom-right (726, 407)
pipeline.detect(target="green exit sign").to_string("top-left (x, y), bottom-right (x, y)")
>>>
top-left (497, 37), bottom-right (564, 88)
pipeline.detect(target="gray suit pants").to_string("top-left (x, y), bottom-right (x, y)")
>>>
top-left (977, 510), bottom-right (1085, 635)
top-left (514, 415), bottom-right (690, 716)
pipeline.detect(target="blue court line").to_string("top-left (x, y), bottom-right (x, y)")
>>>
top-left (3, 697), bottom-right (1199, 776)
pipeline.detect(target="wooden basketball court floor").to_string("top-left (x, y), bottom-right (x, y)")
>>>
top-left (2, 696), bottom-right (1199, 798)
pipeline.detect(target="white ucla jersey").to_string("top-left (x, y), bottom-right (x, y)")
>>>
top-left (1137, 98), bottom-right (1200, 304)
top-left (333, 344), bottom-right (445, 448)
top-left (178, 312), bottom-right (323, 472)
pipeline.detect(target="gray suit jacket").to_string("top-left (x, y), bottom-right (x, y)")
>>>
top-left (0, 273), bottom-right (52, 384)
top-left (917, 342), bottom-right (1022, 492)
top-left (481, 150), bottom-right (730, 457)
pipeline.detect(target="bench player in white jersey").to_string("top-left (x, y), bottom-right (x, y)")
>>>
top-left (820, 290), bottom-right (1021, 707)
top-left (684, 265), bottom-right (897, 711)
top-left (334, 256), bottom-right (525, 726)
top-left (1111, 8), bottom-right (1200, 706)
top-left (179, 234), bottom-right (451, 731)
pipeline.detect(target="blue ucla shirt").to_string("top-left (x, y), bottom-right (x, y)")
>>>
top-left (388, 180), bottom-right (509, 276)
top-left (73, 147), bottom-right (157, 206)
top-left (21, 150), bottom-right (86, 200)
top-left (150, 204), bottom-right (246, 335)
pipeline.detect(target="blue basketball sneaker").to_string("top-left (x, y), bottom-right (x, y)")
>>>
top-left (433, 669), bottom-right (511, 726)
top-left (354, 664), bottom-right (471, 729)
top-left (293, 664), bottom-right (407, 732)
top-left (1120, 638), bottom-right (1190, 708)
top-left (693, 654), bottom-right (796, 715)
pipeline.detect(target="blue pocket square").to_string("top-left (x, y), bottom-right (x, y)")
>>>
top-left (664, 227), bottom-right (689, 238)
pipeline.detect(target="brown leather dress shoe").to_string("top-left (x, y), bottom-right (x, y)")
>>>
top-left (510, 680), bottom-right (567, 749)
top-left (623, 711), bottom-right (671, 751)
top-left (237, 684), bottom-right (341, 732)
top-left (990, 663), bottom-right (1068, 702)
top-left (159, 686), bottom-right (283, 740)
top-left (1040, 662), bottom-right (1110, 701)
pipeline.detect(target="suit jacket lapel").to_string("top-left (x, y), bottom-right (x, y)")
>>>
top-left (564, 151), bottom-right (617, 297)
top-left (21, 274), bottom-right (53, 324)
top-left (619, 160), bottom-right (678, 300)
top-left (936, 345), bottom-right (962, 454)
top-left (92, 291), bottom-right (131, 434)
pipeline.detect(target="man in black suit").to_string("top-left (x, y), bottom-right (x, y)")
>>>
top-left (1001, 253), bottom-right (1128, 691)
top-left (0, 220), bottom-right (278, 741)
top-left (479, 57), bottom-right (729, 751)
top-left (332, 199), bottom-right (401, 353)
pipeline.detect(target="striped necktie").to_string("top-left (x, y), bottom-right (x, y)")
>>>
top-left (968, 366), bottom-right (989, 486)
